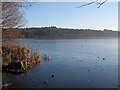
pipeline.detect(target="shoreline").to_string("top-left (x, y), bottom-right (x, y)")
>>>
top-left (21, 37), bottom-right (118, 40)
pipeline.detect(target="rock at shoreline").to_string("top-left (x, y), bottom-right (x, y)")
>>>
top-left (51, 75), bottom-right (55, 77)
top-left (103, 58), bottom-right (105, 60)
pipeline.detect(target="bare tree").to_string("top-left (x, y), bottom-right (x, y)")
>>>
top-left (2, 2), bottom-right (33, 42)
top-left (2, 2), bottom-right (34, 28)
top-left (2, 2), bottom-right (24, 28)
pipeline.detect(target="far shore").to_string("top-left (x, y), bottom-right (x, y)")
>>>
top-left (21, 37), bottom-right (118, 40)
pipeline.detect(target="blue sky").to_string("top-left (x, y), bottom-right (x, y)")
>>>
top-left (24, 2), bottom-right (118, 30)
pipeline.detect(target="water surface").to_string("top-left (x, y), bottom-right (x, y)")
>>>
top-left (3, 38), bottom-right (118, 88)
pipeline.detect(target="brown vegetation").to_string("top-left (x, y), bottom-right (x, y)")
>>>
top-left (2, 44), bottom-right (41, 74)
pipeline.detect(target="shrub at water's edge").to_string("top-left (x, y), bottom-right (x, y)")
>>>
top-left (2, 44), bottom-right (41, 74)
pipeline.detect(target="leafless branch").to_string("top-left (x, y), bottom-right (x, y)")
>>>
top-left (2, 2), bottom-right (34, 41)
top-left (97, 0), bottom-right (108, 8)
top-left (76, 0), bottom-right (108, 8)
top-left (76, 2), bottom-right (95, 8)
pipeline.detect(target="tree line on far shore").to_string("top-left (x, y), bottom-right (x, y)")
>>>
top-left (21, 26), bottom-right (118, 39)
